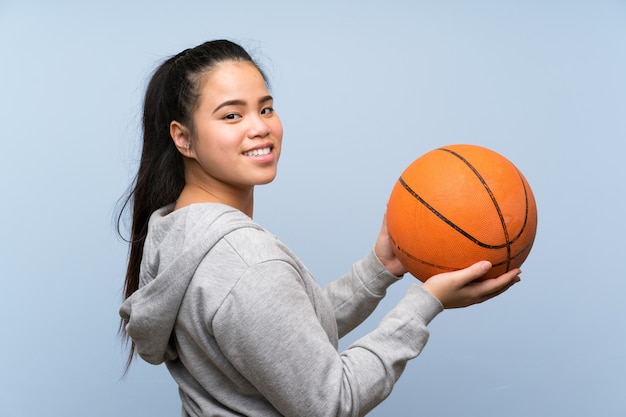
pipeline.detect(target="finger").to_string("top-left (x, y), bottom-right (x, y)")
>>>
top-left (474, 269), bottom-right (521, 303)
top-left (447, 261), bottom-right (493, 285)
top-left (484, 276), bottom-right (518, 298)
top-left (474, 278), bottom-right (519, 304)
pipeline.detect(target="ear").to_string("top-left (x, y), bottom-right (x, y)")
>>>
top-left (170, 120), bottom-right (195, 158)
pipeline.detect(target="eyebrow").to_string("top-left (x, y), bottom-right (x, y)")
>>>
top-left (212, 95), bottom-right (273, 114)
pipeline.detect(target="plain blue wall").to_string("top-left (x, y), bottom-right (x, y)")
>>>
top-left (1, 1), bottom-right (624, 415)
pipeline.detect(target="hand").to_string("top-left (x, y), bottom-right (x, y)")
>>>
top-left (422, 261), bottom-right (521, 309)
top-left (374, 211), bottom-right (407, 277)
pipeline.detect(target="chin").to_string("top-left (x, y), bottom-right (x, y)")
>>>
top-left (256, 176), bottom-right (277, 185)
top-left (256, 169), bottom-right (278, 185)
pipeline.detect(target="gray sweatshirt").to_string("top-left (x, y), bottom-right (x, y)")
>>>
top-left (120, 203), bottom-right (443, 417)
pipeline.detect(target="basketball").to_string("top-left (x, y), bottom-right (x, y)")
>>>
top-left (386, 144), bottom-right (537, 281)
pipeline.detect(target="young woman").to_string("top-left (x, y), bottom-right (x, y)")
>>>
top-left (118, 39), bottom-right (521, 417)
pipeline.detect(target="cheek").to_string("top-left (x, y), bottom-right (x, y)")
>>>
top-left (271, 119), bottom-right (284, 141)
top-left (193, 126), bottom-right (238, 153)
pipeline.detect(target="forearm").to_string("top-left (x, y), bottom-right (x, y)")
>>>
top-left (338, 284), bottom-right (442, 415)
top-left (324, 250), bottom-right (403, 337)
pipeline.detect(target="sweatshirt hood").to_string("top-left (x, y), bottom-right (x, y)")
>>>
top-left (119, 203), bottom-right (261, 365)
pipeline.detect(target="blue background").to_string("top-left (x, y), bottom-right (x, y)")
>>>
top-left (1, 1), bottom-right (625, 415)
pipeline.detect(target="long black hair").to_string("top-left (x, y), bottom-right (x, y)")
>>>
top-left (117, 40), bottom-right (266, 369)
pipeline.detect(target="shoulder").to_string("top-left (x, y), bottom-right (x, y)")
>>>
top-left (220, 224), bottom-right (295, 268)
top-left (142, 203), bottom-right (265, 281)
top-left (168, 203), bottom-right (300, 276)
top-left (184, 215), bottom-right (307, 321)
top-left (176, 203), bottom-right (293, 270)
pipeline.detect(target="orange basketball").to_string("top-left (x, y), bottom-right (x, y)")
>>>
top-left (387, 144), bottom-right (537, 282)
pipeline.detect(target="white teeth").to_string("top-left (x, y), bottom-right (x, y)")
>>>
top-left (244, 147), bottom-right (271, 157)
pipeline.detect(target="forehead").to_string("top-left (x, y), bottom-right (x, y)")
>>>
top-left (198, 61), bottom-right (267, 98)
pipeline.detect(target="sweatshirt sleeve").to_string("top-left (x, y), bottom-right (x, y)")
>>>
top-left (212, 259), bottom-right (443, 417)
top-left (323, 250), bottom-right (404, 338)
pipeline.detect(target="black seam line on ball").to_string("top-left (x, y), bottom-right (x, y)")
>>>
top-left (437, 147), bottom-right (511, 245)
top-left (398, 175), bottom-right (507, 250)
top-left (390, 226), bottom-right (532, 273)
top-left (437, 147), bottom-right (512, 271)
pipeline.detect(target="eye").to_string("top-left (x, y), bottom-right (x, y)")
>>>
top-left (224, 113), bottom-right (241, 120)
top-left (261, 107), bottom-right (274, 116)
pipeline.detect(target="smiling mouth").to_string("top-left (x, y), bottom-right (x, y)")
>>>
top-left (243, 147), bottom-right (271, 157)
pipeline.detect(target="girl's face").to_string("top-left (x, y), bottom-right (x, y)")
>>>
top-left (184, 61), bottom-right (283, 193)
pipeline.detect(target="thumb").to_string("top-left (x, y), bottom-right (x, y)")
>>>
top-left (452, 261), bottom-right (492, 284)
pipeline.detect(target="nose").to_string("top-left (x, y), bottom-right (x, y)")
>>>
top-left (247, 114), bottom-right (270, 139)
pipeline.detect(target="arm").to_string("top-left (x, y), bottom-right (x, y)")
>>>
top-left (322, 213), bottom-right (406, 338)
top-left (321, 210), bottom-right (522, 338)
top-left (211, 214), bottom-right (521, 417)
top-left (323, 251), bottom-right (403, 338)
top-left (213, 260), bottom-right (442, 417)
